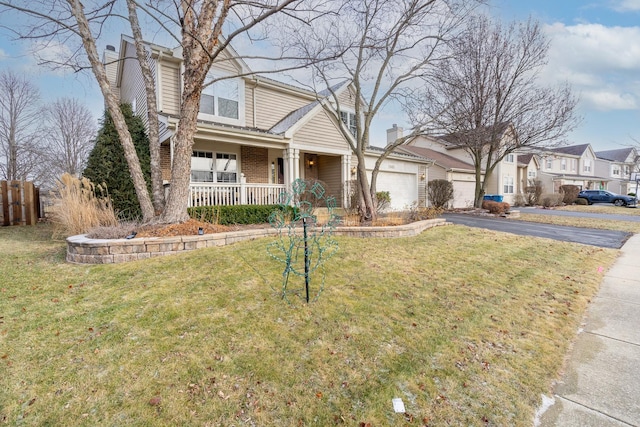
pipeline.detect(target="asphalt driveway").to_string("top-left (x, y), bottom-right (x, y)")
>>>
top-left (442, 213), bottom-right (631, 249)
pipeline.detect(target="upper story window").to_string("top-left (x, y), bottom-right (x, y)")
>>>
top-left (570, 158), bottom-right (577, 171)
top-left (199, 71), bottom-right (244, 125)
top-left (545, 158), bottom-right (553, 169)
top-left (584, 159), bottom-right (592, 172)
top-left (528, 170), bottom-right (536, 178)
top-left (191, 151), bottom-right (238, 183)
top-left (561, 158), bottom-right (566, 171)
top-left (339, 110), bottom-right (357, 137)
top-left (612, 166), bottom-right (620, 176)
top-left (505, 153), bottom-right (514, 163)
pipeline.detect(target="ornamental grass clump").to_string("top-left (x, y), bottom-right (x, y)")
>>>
top-left (49, 173), bottom-right (117, 238)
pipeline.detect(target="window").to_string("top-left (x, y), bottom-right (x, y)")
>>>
top-left (570, 158), bottom-right (577, 171)
top-left (612, 166), bottom-right (620, 176)
top-left (505, 153), bottom-right (514, 163)
top-left (216, 153), bottom-right (237, 183)
top-left (199, 73), bottom-right (240, 120)
top-left (190, 151), bottom-right (237, 183)
top-left (339, 110), bottom-right (357, 137)
top-left (528, 170), bottom-right (536, 178)
top-left (561, 158), bottom-right (566, 171)
top-left (546, 158), bottom-right (552, 169)
top-left (503, 176), bottom-right (514, 194)
top-left (584, 159), bottom-right (592, 172)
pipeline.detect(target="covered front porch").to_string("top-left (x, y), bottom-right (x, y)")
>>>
top-left (186, 143), bottom-right (353, 208)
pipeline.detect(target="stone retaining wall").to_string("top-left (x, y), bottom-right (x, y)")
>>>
top-left (66, 218), bottom-right (448, 264)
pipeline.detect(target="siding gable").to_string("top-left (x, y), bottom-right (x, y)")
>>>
top-left (293, 108), bottom-right (351, 153)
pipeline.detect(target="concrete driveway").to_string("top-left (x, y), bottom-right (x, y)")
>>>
top-left (442, 213), bottom-right (631, 249)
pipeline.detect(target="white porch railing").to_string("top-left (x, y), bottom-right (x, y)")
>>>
top-left (189, 183), bottom-right (287, 207)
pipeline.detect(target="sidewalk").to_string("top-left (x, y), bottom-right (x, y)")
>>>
top-left (538, 234), bottom-right (640, 426)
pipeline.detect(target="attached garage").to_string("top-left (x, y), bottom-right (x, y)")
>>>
top-left (376, 171), bottom-right (418, 210)
top-left (451, 180), bottom-right (475, 208)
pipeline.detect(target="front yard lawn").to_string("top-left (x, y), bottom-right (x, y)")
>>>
top-left (0, 224), bottom-right (617, 426)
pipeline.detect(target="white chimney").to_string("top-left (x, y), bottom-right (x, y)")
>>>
top-left (386, 124), bottom-right (404, 146)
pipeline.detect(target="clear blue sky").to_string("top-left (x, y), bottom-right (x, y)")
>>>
top-left (0, 1), bottom-right (638, 151)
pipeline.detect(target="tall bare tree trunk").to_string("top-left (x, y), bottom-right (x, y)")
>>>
top-left (68, 0), bottom-right (154, 221)
top-left (126, 0), bottom-right (165, 215)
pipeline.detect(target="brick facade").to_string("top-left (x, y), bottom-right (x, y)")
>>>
top-left (161, 144), bottom-right (171, 181)
top-left (241, 146), bottom-right (269, 183)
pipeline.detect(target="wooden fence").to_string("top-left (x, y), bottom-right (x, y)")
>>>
top-left (0, 180), bottom-right (40, 226)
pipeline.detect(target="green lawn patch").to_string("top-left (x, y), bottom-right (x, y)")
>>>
top-left (0, 224), bottom-right (617, 426)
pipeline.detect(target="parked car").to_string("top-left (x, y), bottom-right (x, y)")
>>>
top-left (577, 190), bottom-right (637, 207)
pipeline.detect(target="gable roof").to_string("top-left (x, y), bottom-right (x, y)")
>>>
top-left (548, 143), bottom-right (590, 156)
top-left (366, 144), bottom-right (430, 162)
top-left (437, 122), bottom-right (513, 148)
top-left (399, 146), bottom-right (475, 171)
top-left (268, 80), bottom-right (350, 136)
top-left (517, 153), bottom-right (534, 166)
top-left (595, 147), bottom-right (637, 163)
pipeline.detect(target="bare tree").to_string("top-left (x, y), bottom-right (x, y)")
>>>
top-left (42, 97), bottom-right (96, 181)
top-left (0, 69), bottom-right (44, 183)
top-left (410, 15), bottom-right (580, 207)
top-left (0, 0), bottom-right (319, 223)
top-left (282, 0), bottom-right (482, 221)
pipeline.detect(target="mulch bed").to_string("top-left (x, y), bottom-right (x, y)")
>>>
top-left (135, 219), bottom-right (268, 238)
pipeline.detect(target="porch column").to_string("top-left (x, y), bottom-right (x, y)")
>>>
top-left (283, 148), bottom-right (300, 189)
top-left (341, 154), bottom-right (352, 208)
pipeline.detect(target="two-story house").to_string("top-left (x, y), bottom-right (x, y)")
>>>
top-left (104, 35), bottom-right (431, 211)
top-left (403, 123), bottom-right (520, 206)
top-left (537, 144), bottom-right (607, 192)
top-left (595, 147), bottom-right (639, 195)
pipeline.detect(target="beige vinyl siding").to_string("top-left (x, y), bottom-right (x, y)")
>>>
top-left (211, 49), bottom-right (241, 74)
top-left (318, 156), bottom-right (343, 207)
top-left (160, 63), bottom-right (181, 115)
top-left (337, 86), bottom-right (358, 110)
top-left (254, 86), bottom-right (309, 129)
top-left (244, 83), bottom-right (255, 128)
top-left (294, 110), bottom-right (347, 151)
top-left (428, 165), bottom-right (447, 181)
top-left (120, 43), bottom-right (150, 127)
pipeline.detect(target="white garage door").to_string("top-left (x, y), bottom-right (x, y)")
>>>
top-left (452, 181), bottom-right (476, 208)
top-left (376, 172), bottom-right (418, 210)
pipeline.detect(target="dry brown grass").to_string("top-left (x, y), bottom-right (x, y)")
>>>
top-left (0, 224), bottom-right (618, 426)
top-left (49, 173), bottom-right (117, 238)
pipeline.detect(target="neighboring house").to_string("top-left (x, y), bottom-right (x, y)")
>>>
top-left (537, 144), bottom-right (607, 192)
top-left (595, 147), bottom-right (639, 195)
top-left (516, 153), bottom-right (539, 192)
top-left (399, 144), bottom-right (477, 208)
top-left (404, 123), bottom-right (519, 205)
top-left (105, 36), bottom-right (431, 211)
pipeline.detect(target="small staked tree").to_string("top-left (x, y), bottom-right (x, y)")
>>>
top-left (0, 69), bottom-right (44, 183)
top-left (409, 15), bottom-right (580, 207)
top-left (282, 0), bottom-right (482, 222)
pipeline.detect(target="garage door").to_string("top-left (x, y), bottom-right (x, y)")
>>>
top-left (452, 181), bottom-right (476, 208)
top-left (376, 172), bottom-right (418, 210)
